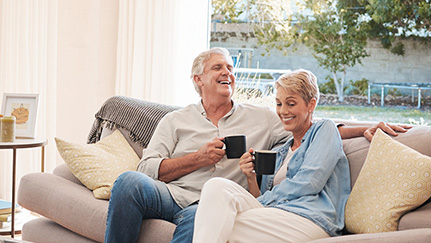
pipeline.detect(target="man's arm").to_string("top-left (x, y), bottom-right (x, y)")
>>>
top-left (338, 122), bottom-right (412, 141)
top-left (158, 137), bottom-right (226, 183)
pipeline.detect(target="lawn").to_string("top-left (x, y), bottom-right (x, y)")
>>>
top-left (233, 87), bottom-right (431, 126)
top-left (315, 105), bottom-right (431, 126)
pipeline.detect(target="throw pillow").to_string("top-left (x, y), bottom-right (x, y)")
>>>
top-left (55, 130), bottom-right (140, 199)
top-left (345, 128), bottom-right (431, 233)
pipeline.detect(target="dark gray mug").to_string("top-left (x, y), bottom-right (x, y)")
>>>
top-left (252, 150), bottom-right (277, 175)
top-left (222, 135), bottom-right (246, 159)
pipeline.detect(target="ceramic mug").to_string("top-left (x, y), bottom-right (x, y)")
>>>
top-left (252, 150), bottom-right (277, 175)
top-left (222, 135), bottom-right (246, 159)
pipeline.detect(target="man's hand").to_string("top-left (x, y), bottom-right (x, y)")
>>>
top-left (158, 137), bottom-right (225, 183)
top-left (195, 137), bottom-right (226, 167)
top-left (364, 122), bottom-right (412, 141)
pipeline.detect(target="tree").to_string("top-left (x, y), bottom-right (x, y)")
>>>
top-left (250, 0), bottom-right (370, 101)
top-left (212, 0), bottom-right (370, 101)
top-left (212, 0), bottom-right (252, 23)
top-left (360, 0), bottom-right (431, 55)
top-left (293, 0), bottom-right (370, 101)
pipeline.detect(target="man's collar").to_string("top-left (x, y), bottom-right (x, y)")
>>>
top-left (197, 99), bottom-right (237, 117)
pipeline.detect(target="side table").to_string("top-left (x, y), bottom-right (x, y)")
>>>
top-left (0, 138), bottom-right (47, 238)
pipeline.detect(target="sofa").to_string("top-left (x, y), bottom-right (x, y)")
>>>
top-left (18, 96), bottom-right (431, 242)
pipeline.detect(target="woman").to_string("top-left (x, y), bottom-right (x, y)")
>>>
top-left (193, 69), bottom-right (351, 242)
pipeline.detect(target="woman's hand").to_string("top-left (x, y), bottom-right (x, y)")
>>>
top-left (239, 148), bottom-right (261, 197)
top-left (239, 148), bottom-right (256, 180)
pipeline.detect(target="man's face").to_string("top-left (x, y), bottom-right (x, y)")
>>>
top-left (196, 53), bottom-right (235, 100)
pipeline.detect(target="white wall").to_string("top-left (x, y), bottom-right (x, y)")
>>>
top-left (56, 0), bottom-right (118, 149)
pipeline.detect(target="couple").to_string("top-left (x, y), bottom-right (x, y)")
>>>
top-left (104, 47), bottom-right (410, 243)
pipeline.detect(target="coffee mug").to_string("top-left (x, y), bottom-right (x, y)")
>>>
top-left (222, 135), bottom-right (246, 159)
top-left (252, 150), bottom-right (277, 175)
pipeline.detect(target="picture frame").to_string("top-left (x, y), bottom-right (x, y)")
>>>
top-left (1, 93), bottom-right (40, 138)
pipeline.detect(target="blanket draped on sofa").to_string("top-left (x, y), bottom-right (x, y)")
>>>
top-left (87, 96), bottom-right (180, 147)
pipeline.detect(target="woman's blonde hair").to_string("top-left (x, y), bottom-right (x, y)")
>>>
top-left (275, 69), bottom-right (320, 104)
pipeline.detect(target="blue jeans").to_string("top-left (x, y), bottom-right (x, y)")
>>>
top-left (104, 171), bottom-right (197, 243)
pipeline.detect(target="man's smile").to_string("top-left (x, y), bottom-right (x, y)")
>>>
top-left (218, 81), bottom-right (231, 85)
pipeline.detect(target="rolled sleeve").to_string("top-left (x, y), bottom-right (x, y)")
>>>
top-left (136, 150), bottom-right (165, 179)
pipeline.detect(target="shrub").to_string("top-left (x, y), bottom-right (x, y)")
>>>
top-left (349, 78), bottom-right (369, 96)
top-left (319, 75), bottom-right (348, 95)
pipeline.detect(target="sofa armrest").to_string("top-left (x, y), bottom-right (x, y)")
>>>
top-left (53, 163), bottom-right (83, 186)
top-left (18, 172), bottom-right (108, 242)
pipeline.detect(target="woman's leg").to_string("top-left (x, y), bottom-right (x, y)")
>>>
top-left (228, 208), bottom-right (330, 243)
top-left (193, 177), bottom-right (263, 243)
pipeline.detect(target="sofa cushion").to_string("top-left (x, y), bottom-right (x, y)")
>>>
top-left (100, 125), bottom-right (145, 158)
top-left (55, 130), bottom-right (140, 199)
top-left (345, 129), bottom-right (431, 233)
top-left (342, 125), bottom-right (431, 187)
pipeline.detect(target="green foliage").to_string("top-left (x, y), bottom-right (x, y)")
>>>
top-left (319, 80), bottom-right (337, 94)
top-left (212, 0), bottom-right (251, 23)
top-left (297, 1), bottom-right (370, 72)
top-left (360, 0), bottom-right (431, 55)
top-left (320, 75), bottom-right (349, 94)
top-left (349, 78), bottom-right (369, 96)
top-left (387, 88), bottom-right (402, 96)
top-left (211, 0), bottom-right (431, 100)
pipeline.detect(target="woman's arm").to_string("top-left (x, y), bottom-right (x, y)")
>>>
top-left (338, 122), bottom-right (411, 141)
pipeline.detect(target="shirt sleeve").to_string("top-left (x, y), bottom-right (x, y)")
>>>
top-left (136, 114), bottom-right (176, 179)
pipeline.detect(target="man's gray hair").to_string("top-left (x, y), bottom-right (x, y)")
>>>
top-left (190, 47), bottom-right (231, 96)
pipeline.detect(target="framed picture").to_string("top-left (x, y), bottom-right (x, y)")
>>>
top-left (1, 93), bottom-right (40, 138)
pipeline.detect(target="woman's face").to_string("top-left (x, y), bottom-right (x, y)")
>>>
top-left (196, 53), bottom-right (235, 101)
top-left (275, 87), bottom-right (316, 135)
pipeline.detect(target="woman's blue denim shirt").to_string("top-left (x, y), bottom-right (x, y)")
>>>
top-left (257, 119), bottom-right (351, 236)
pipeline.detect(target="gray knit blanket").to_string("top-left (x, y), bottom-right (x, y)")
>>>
top-left (87, 96), bottom-right (180, 148)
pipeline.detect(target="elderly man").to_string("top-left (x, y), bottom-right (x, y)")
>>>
top-left (104, 47), bottom-right (409, 243)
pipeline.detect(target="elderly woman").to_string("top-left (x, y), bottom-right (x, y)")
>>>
top-left (193, 69), bottom-right (350, 242)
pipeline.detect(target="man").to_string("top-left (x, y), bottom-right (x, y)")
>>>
top-left (104, 47), bottom-right (409, 243)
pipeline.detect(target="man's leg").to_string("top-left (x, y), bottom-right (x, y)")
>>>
top-left (104, 171), bottom-right (181, 243)
top-left (171, 204), bottom-right (198, 243)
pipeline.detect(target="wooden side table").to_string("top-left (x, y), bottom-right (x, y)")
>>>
top-left (0, 138), bottom-right (47, 238)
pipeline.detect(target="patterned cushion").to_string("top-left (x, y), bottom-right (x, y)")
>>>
top-left (345, 129), bottom-right (431, 233)
top-left (55, 130), bottom-right (140, 199)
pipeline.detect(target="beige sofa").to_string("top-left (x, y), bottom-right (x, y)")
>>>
top-left (18, 96), bottom-right (431, 243)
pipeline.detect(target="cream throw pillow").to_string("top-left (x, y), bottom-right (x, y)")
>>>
top-left (345, 129), bottom-right (431, 233)
top-left (55, 130), bottom-right (140, 199)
